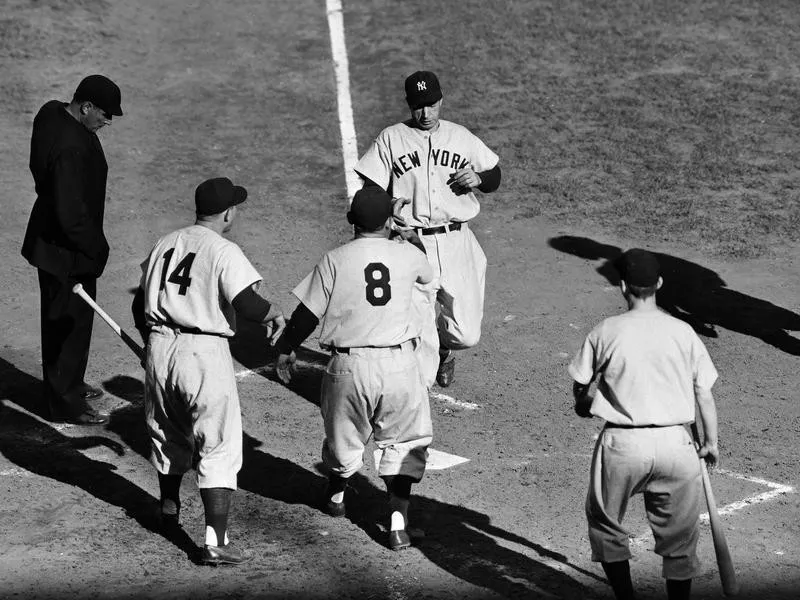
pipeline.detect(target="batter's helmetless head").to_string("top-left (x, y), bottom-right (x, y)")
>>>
top-left (347, 187), bottom-right (393, 230)
top-left (195, 177), bottom-right (248, 216)
top-left (616, 248), bottom-right (661, 287)
top-left (405, 71), bottom-right (442, 108)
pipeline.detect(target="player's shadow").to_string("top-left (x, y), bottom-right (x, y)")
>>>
top-left (0, 359), bottom-right (197, 561)
top-left (240, 433), bottom-right (602, 598)
top-left (549, 235), bottom-right (800, 355)
top-left (230, 320), bottom-right (329, 406)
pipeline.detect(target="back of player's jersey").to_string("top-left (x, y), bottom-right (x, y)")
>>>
top-left (140, 225), bottom-right (260, 336)
top-left (293, 237), bottom-right (431, 348)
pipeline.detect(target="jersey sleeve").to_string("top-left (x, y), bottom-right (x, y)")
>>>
top-left (568, 328), bottom-right (599, 385)
top-left (690, 334), bottom-right (719, 390)
top-left (354, 132), bottom-right (392, 191)
top-left (467, 130), bottom-right (500, 173)
top-left (291, 255), bottom-right (334, 319)
top-left (413, 247), bottom-right (434, 284)
top-left (217, 243), bottom-right (262, 304)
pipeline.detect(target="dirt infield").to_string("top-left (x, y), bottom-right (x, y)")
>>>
top-left (1, 1), bottom-right (798, 599)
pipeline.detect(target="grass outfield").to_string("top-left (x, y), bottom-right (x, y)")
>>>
top-left (348, 0), bottom-right (800, 260)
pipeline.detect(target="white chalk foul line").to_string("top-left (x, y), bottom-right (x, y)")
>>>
top-left (429, 391), bottom-right (481, 410)
top-left (631, 468), bottom-right (795, 545)
top-left (326, 0), bottom-right (360, 202)
top-left (708, 468), bottom-right (795, 518)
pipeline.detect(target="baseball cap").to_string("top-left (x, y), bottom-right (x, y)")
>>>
top-left (195, 177), bottom-right (248, 216)
top-left (73, 74), bottom-right (123, 117)
top-left (347, 187), bottom-right (393, 230)
top-left (615, 248), bottom-right (661, 287)
top-left (405, 71), bottom-right (442, 108)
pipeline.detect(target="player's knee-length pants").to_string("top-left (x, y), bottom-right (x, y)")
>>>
top-left (586, 425), bottom-right (702, 580)
top-left (144, 326), bottom-right (242, 489)
top-left (414, 222), bottom-right (487, 387)
top-left (320, 341), bottom-right (432, 481)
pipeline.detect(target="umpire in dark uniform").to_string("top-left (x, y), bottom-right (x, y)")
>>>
top-left (21, 74), bottom-right (123, 424)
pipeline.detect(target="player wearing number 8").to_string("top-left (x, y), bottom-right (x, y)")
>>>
top-left (275, 186), bottom-right (434, 551)
top-left (132, 177), bottom-right (285, 565)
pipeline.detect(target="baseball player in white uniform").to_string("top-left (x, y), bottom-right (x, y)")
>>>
top-left (274, 186), bottom-right (433, 551)
top-left (354, 70), bottom-right (501, 388)
top-left (568, 249), bottom-right (721, 600)
top-left (132, 177), bottom-right (284, 565)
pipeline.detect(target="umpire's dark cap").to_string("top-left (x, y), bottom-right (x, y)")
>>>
top-left (348, 187), bottom-right (393, 230)
top-left (616, 248), bottom-right (661, 287)
top-left (195, 177), bottom-right (248, 216)
top-left (405, 71), bottom-right (442, 108)
top-left (74, 74), bottom-right (123, 117)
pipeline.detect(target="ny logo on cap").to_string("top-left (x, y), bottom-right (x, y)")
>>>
top-left (417, 81), bottom-right (427, 91)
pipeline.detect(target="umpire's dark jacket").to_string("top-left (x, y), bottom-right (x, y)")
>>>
top-left (22, 100), bottom-right (110, 279)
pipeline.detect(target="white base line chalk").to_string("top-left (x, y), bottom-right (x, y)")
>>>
top-left (429, 391), bottom-right (481, 410)
top-left (631, 469), bottom-right (795, 545)
top-left (326, 0), bottom-right (360, 202)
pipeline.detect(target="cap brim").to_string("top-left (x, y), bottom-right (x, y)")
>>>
top-left (407, 91), bottom-right (442, 109)
top-left (232, 185), bottom-right (248, 205)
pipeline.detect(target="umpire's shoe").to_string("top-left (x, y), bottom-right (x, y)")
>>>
top-left (200, 542), bottom-right (250, 566)
top-left (436, 349), bottom-right (455, 387)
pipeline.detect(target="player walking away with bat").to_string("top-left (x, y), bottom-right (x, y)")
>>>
top-left (568, 249), bottom-right (721, 600)
top-left (131, 177), bottom-right (285, 565)
top-left (275, 187), bottom-right (433, 551)
top-left (354, 71), bottom-right (501, 389)
top-left (22, 74), bottom-right (123, 424)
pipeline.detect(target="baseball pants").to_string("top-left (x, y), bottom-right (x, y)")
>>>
top-left (414, 223), bottom-right (487, 387)
top-left (144, 326), bottom-right (242, 490)
top-left (320, 340), bottom-right (432, 481)
top-left (586, 425), bottom-right (703, 580)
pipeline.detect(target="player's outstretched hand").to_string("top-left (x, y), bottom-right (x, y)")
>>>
top-left (698, 442), bottom-right (720, 468)
top-left (267, 314), bottom-right (286, 346)
top-left (447, 168), bottom-right (480, 195)
top-left (276, 351), bottom-right (296, 384)
top-left (392, 197), bottom-right (411, 226)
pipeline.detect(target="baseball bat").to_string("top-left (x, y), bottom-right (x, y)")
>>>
top-left (72, 283), bottom-right (145, 362)
top-left (691, 422), bottom-right (740, 597)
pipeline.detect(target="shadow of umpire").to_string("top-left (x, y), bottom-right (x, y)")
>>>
top-left (0, 358), bottom-right (197, 561)
top-left (549, 235), bottom-right (800, 355)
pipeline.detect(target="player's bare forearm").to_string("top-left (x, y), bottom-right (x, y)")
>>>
top-left (572, 380), bottom-right (593, 418)
top-left (695, 386), bottom-right (720, 465)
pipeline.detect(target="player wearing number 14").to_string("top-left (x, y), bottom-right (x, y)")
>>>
top-left (132, 177), bottom-right (285, 565)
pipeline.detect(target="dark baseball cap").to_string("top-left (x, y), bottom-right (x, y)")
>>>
top-left (616, 248), bottom-right (661, 287)
top-left (73, 74), bottom-right (123, 117)
top-left (347, 187), bottom-right (393, 230)
top-left (195, 177), bottom-right (248, 216)
top-left (405, 71), bottom-right (442, 108)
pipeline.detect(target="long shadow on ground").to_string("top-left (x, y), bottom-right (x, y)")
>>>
top-left (549, 235), bottom-right (800, 355)
top-left (0, 358), bottom-right (197, 561)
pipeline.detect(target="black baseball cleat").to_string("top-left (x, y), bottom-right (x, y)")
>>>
top-left (436, 351), bottom-right (455, 387)
top-left (388, 529), bottom-right (411, 551)
top-left (323, 497), bottom-right (346, 518)
top-left (200, 542), bottom-right (250, 566)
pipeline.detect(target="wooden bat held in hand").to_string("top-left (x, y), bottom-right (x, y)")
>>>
top-left (691, 422), bottom-right (740, 597)
top-left (72, 283), bottom-right (145, 362)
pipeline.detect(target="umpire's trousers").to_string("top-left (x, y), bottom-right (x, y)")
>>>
top-left (38, 269), bottom-right (96, 416)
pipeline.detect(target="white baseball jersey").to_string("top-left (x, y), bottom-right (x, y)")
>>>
top-left (292, 237), bottom-right (433, 348)
top-left (569, 309), bottom-right (718, 426)
top-left (354, 119), bottom-right (499, 227)
top-left (140, 224), bottom-right (261, 336)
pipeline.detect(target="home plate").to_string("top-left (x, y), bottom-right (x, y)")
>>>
top-left (373, 448), bottom-right (470, 471)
